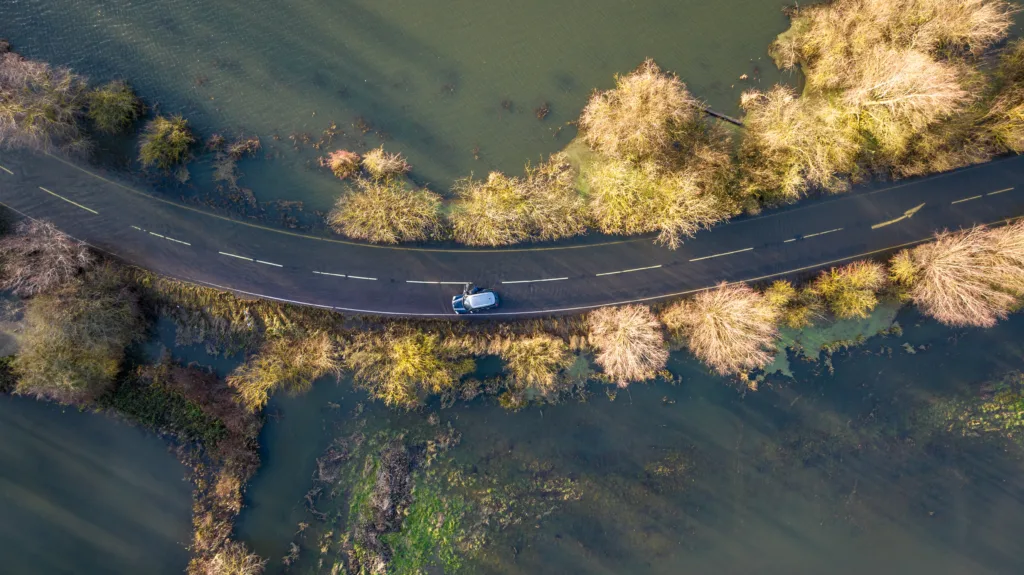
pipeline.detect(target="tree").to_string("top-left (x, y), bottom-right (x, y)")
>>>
top-left (139, 115), bottom-right (194, 169)
top-left (86, 80), bottom-right (142, 134)
top-left (500, 335), bottom-right (573, 393)
top-left (662, 283), bottom-right (779, 375)
top-left (810, 260), bottom-right (887, 319)
top-left (588, 305), bottom-right (668, 387)
top-left (328, 178), bottom-right (443, 244)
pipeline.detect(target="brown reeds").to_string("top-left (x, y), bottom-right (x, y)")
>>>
top-left (588, 305), bottom-right (668, 387)
top-left (0, 219), bottom-right (94, 296)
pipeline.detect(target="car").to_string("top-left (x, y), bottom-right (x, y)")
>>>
top-left (452, 285), bottom-right (500, 314)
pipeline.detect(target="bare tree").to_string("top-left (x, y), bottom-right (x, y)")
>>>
top-left (0, 52), bottom-right (88, 153)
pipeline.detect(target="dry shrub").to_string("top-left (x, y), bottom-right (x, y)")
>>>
top-left (345, 330), bottom-right (474, 408)
top-left (811, 260), bottom-right (887, 319)
top-left (0, 51), bottom-right (88, 152)
top-left (578, 58), bottom-right (701, 161)
top-left (586, 158), bottom-right (727, 248)
top-left (86, 80), bottom-right (142, 134)
top-left (328, 178), bottom-right (443, 244)
top-left (588, 305), bottom-right (668, 387)
top-left (889, 249), bottom-right (919, 288)
top-left (140, 115), bottom-right (194, 169)
top-left (0, 219), bottom-right (94, 296)
top-left (450, 155), bottom-right (588, 246)
top-left (361, 146), bottom-right (410, 181)
top-left (500, 334), bottom-right (573, 393)
top-left (739, 86), bottom-right (861, 202)
top-left (766, 280), bottom-right (822, 329)
top-left (227, 330), bottom-right (340, 412)
top-left (662, 283), bottom-right (779, 376)
top-left (324, 149), bottom-right (361, 180)
top-left (203, 541), bottom-right (266, 575)
top-left (908, 224), bottom-right (1024, 327)
top-left (13, 266), bottom-right (145, 404)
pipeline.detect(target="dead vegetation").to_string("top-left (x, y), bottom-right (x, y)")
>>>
top-left (588, 305), bottom-right (668, 387)
top-left (227, 329), bottom-right (341, 411)
top-left (361, 146), bottom-right (410, 181)
top-left (661, 283), bottom-right (779, 375)
top-left (0, 50), bottom-right (89, 152)
top-left (0, 219), bottom-right (94, 296)
top-left (328, 178), bottom-right (444, 244)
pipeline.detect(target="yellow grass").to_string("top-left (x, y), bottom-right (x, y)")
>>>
top-left (324, 149), bottom-right (360, 180)
top-left (811, 260), bottom-right (887, 319)
top-left (361, 146), bottom-right (410, 181)
top-left (328, 178), bottom-right (443, 244)
top-left (227, 330), bottom-right (340, 412)
top-left (662, 283), bottom-right (779, 376)
top-left (588, 305), bottom-right (668, 387)
top-left (500, 334), bottom-right (573, 393)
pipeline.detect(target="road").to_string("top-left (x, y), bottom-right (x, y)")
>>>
top-left (1, 150), bottom-right (1023, 317)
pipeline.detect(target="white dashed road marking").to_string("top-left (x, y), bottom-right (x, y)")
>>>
top-left (218, 251), bottom-right (254, 262)
top-left (0, 165), bottom-right (13, 175)
top-left (256, 260), bottom-right (283, 267)
top-left (501, 277), bottom-right (569, 284)
top-left (783, 228), bottom-right (843, 243)
top-left (347, 275), bottom-right (377, 281)
top-left (407, 280), bottom-right (471, 285)
top-left (987, 187), bottom-right (1014, 196)
top-left (689, 247), bottom-right (754, 262)
top-left (37, 186), bottom-right (98, 214)
top-left (595, 264), bottom-right (663, 277)
top-left (313, 271), bottom-right (347, 278)
top-left (951, 194), bottom-right (982, 205)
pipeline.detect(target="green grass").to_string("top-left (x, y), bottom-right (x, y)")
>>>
top-left (86, 80), bottom-right (142, 134)
top-left (383, 484), bottom-right (468, 574)
top-left (102, 374), bottom-right (227, 447)
top-left (139, 115), bottom-right (194, 170)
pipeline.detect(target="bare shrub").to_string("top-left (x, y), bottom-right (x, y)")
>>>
top-left (86, 80), bottom-right (142, 134)
top-left (450, 157), bottom-right (589, 246)
top-left (227, 330), bottom-right (340, 412)
top-left (578, 59), bottom-right (701, 161)
top-left (140, 115), bottom-right (194, 169)
top-left (13, 266), bottom-right (145, 404)
top-left (586, 158), bottom-right (728, 248)
top-left (811, 260), bottom-right (887, 319)
top-left (361, 146), bottom-right (410, 181)
top-left (588, 305), bottom-right (668, 387)
top-left (0, 51), bottom-right (88, 152)
top-left (324, 149), bottom-right (361, 180)
top-left (345, 330), bottom-right (475, 408)
top-left (738, 87), bottom-right (861, 202)
top-left (0, 219), bottom-right (93, 296)
top-left (328, 178), bottom-right (443, 244)
top-left (907, 223), bottom-right (1024, 327)
top-left (202, 541), bottom-right (266, 575)
top-left (662, 283), bottom-right (779, 375)
top-left (500, 334), bottom-right (573, 393)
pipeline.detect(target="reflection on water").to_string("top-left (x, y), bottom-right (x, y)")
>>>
top-left (239, 308), bottom-right (1024, 574)
top-left (0, 395), bottom-right (193, 574)
top-left (5, 0), bottom-right (789, 210)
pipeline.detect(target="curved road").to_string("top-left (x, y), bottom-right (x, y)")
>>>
top-left (1, 150), bottom-right (1023, 317)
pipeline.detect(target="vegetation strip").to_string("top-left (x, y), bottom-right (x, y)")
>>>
top-left (36, 186), bottom-right (98, 215)
top-left (689, 247), bottom-right (754, 262)
top-left (595, 264), bottom-right (663, 276)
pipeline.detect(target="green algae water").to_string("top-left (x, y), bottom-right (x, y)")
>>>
top-left (4, 0), bottom-right (790, 212)
top-left (0, 395), bottom-right (193, 574)
top-left (234, 309), bottom-right (1024, 574)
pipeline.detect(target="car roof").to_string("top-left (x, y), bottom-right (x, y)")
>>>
top-left (466, 291), bottom-right (496, 307)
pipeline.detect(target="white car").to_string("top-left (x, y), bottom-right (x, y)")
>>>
top-left (452, 286), bottom-right (500, 314)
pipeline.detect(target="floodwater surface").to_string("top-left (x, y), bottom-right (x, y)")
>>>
top-left (4, 0), bottom-right (790, 211)
top-left (238, 308), bottom-right (1024, 574)
top-left (0, 395), bottom-right (193, 574)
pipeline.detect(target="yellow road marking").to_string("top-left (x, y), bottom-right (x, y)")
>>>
top-left (689, 247), bottom-right (753, 262)
top-left (987, 187), bottom-right (1014, 196)
top-left (951, 195), bottom-right (982, 205)
top-left (0, 165), bottom-right (13, 175)
top-left (596, 264), bottom-right (663, 277)
top-left (871, 202), bottom-right (924, 230)
top-left (37, 186), bottom-right (98, 214)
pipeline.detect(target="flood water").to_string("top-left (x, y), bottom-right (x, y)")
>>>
top-left (4, 0), bottom-right (790, 211)
top-left (0, 395), bottom-right (193, 574)
top-left (237, 308), bottom-right (1024, 574)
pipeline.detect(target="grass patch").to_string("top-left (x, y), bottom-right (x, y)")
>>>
top-left (328, 178), bottom-right (444, 244)
top-left (86, 80), bottom-right (142, 134)
top-left (139, 115), bottom-right (194, 169)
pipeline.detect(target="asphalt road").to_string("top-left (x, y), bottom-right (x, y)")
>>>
top-left (1, 150), bottom-right (1023, 317)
